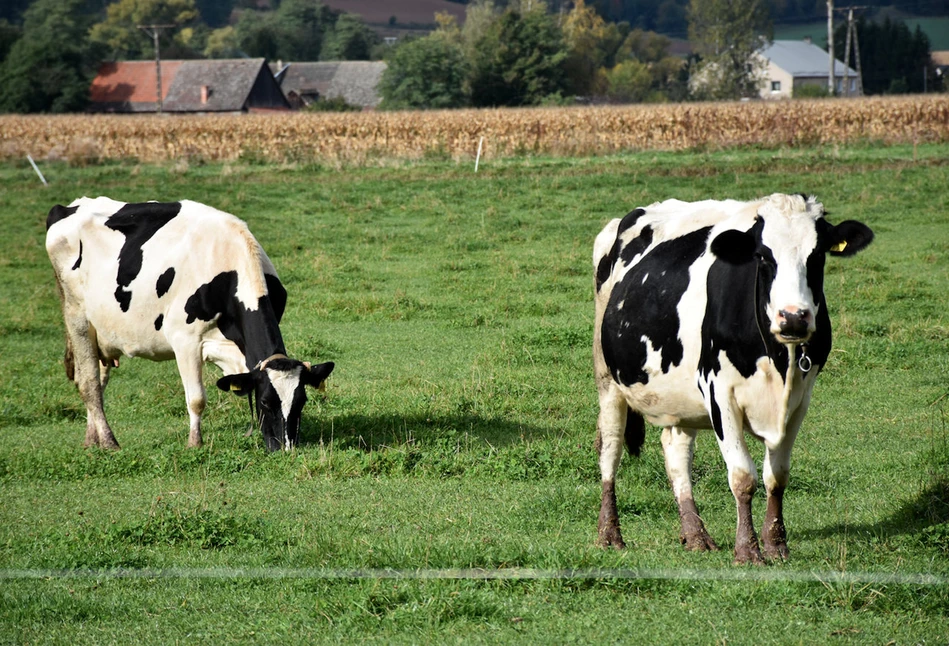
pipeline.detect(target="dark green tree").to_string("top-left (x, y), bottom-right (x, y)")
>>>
top-left (468, 8), bottom-right (569, 107)
top-left (378, 34), bottom-right (469, 109)
top-left (0, 19), bottom-right (21, 64)
top-left (834, 16), bottom-right (933, 95)
top-left (237, 0), bottom-right (332, 61)
top-left (0, 0), bottom-right (102, 112)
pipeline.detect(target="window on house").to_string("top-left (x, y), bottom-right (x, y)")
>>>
top-left (771, 81), bottom-right (781, 92)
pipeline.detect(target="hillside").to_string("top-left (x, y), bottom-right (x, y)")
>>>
top-left (321, 0), bottom-right (467, 28)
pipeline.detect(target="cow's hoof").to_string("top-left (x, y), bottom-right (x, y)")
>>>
top-left (597, 526), bottom-right (627, 550)
top-left (763, 542), bottom-right (789, 561)
top-left (733, 545), bottom-right (765, 565)
top-left (681, 530), bottom-right (719, 552)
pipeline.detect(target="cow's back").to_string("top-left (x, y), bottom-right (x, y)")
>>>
top-left (46, 197), bottom-right (279, 362)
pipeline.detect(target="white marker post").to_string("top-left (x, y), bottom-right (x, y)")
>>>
top-left (475, 136), bottom-right (484, 173)
top-left (27, 155), bottom-right (48, 187)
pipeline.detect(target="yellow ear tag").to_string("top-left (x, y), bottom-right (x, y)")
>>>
top-left (230, 383), bottom-right (242, 392)
top-left (830, 240), bottom-right (848, 253)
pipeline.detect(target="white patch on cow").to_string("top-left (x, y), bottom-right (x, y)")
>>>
top-left (266, 365), bottom-right (303, 426)
top-left (617, 299), bottom-right (625, 310)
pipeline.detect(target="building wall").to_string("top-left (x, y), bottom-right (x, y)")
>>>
top-left (760, 61), bottom-right (794, 99)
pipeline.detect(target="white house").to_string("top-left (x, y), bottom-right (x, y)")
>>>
top-left (757, 39), bottom-right (861, 99)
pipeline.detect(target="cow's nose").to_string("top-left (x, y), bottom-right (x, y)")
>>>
top-left (778, 309), bottom-right (810, 339)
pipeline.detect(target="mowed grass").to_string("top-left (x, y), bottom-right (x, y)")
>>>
top-left (0, 144), bottom-right (947, 643)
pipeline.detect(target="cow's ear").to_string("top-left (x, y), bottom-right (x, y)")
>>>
top-left (710, 229), bottom-right (757, 265)
top-left (302, 361), bottom-right (335, 391)
top-left (217, 372), bottom-right (256, 396)
top-left (827, 220), bottom-right (874, 257)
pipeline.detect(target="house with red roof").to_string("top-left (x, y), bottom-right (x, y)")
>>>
top-left (89, 58), bottom-right (290, 113)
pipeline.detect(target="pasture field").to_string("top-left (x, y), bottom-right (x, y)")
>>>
top-left (0, 143), bottom-right (947, 643)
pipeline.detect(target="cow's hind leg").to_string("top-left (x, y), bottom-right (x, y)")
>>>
top-left (661, 426), bottom-right (718, 552)
top-left (175, 350), bottom-right (206, 448)
top-left (65, 318), bottom-right (119, 450)
top-left (596, 385), bottom-right (629, 549)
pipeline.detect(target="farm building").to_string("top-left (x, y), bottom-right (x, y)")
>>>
top-left (272, 61), bottom-right (386, 110)
top-left (89, 58), bottom-right (291, 113)
top-left (757, 39), bottom-right (862, 98)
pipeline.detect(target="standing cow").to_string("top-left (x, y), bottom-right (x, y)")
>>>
top-left (46, 196), bottom-right (334, 452)
top-left (593, 194), bottom-right (873, 564)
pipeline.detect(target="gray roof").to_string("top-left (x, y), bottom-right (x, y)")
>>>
top-left (273, 61), bottom-right (387, 108)
top-left (761, 40), bottom-right (858, 78)
top-left (163, 58), bottom-right (288, 112)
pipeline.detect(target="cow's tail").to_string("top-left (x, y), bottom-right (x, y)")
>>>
top-left (625, 408), bottom-right (646, 457)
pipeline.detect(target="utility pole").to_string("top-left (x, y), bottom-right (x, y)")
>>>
top-left (138, 24), bottom-right (175, 113)
top-left (827, 0), bottom-right (835, 95)
top-left (843, 8), bottom-right (852, 96)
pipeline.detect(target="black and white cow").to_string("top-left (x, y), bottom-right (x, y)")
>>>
top-left (46, 197), bottom-right (334, 452)
top-left (593, 194), bottom-right (873, 564)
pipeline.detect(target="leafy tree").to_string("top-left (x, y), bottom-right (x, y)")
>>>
top-left (607, 28), bottom-right (685, 102)
top-left (604, 59), bottom-right (653, 101)
top-left (378, 34), bottom-right (469, 109)
top-left (204, 25), bottom-right (239, 58)
top-left (89, 0), bottom-right (200, 59)
top-left (468, 7), bottom-right (569, 107)
top-left (562, 0), bottom-right (625, 96)
top-left (0, 19), bottom-right (21, 64)
top-left (0, 0), bottom-right (102, 112)
top-left (687, 0), bottom-right (771, 99)
top-left (322, 13), bottom-right (377, 60)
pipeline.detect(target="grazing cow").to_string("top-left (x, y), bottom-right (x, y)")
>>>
top-left (46, 197), bottom-right (334, 452)
top-left (593, 194), bottom-right (873, 564)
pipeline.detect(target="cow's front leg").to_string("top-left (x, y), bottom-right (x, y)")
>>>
top-left (596, 385), bottom-right (628, 549)
top-left (175, 351), bottom-right (206, 448)
top-left (661, 426), bottom-right (718, 551)
top-left (709, 386), bottom-right (763, 565)
top-left (761, 409), bottom-right (804, 561)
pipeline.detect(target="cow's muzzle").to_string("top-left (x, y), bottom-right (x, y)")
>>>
top-left (775, 308), bottom-right (812, 342)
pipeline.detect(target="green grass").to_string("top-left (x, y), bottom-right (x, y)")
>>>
top-left (1, 144), bottom-right (947, 643)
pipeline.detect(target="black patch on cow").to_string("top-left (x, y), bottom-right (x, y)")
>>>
top-left (600, 227), bottom-right (712, 386)
top-left (154, 314), bottom-right (163, 331)
top-left (596, 210), bottom-right (649, 293)
top-left (183, 270), bottom-right (286, 368)
top-left (156, 267), bottom-right (175, 298)
top-left (46, 204), bottom-right (78, 230)
top-left (105, 202), bottom-right (181, 312)
top-left (701, 221), bottom-right (786, 380)
top-left (71, 241), bottom-right (82, 270)
top-left (708, 382), bottom-right (724, 441)
top-left (265, 273), bottom-right (287, 323)
top-left (619, 225), bottom-right (654, 266)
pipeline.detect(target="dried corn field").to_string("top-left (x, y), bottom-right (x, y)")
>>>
top-left (2, 95), bottom-right (948, 166)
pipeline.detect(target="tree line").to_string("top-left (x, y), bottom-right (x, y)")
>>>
top-left (0, 0), bottom-right (938, 114)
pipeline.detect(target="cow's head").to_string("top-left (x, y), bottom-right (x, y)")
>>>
top-left (710, 194), bottom-right (873, 345)
top-left (216, 357), bottom-right (335, 451)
